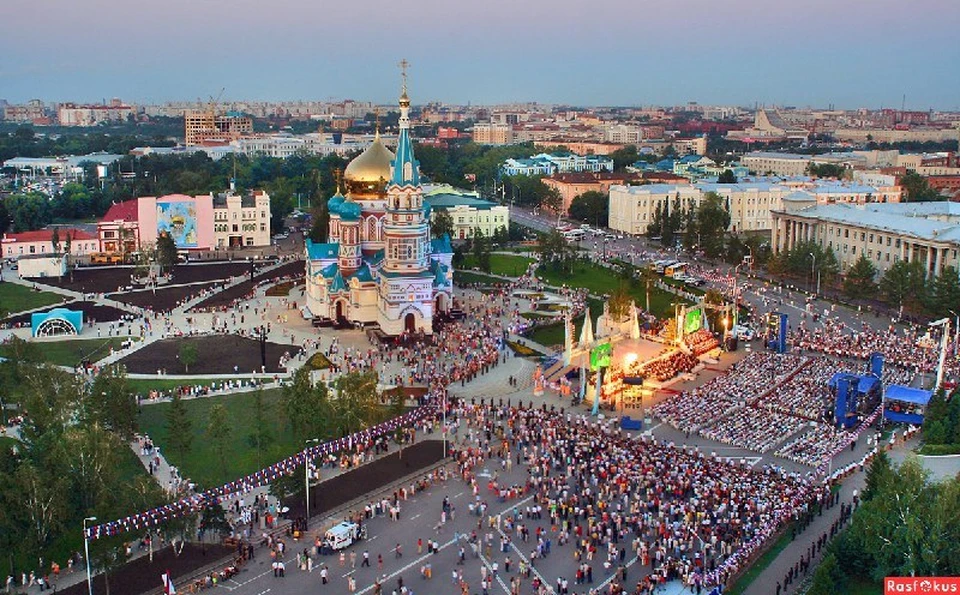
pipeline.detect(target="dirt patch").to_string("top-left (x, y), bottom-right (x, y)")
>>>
top-left (54, 543), bottom-right (233, 595)
top-left (283, 439), bottom-right (445, 520)
top-left (109, 282), bottom-right (223, 313)
top-left (189, 260), bottom-right (304, 311)
top-left (115, 334), bottom-right (295, 374)
top-left (30, 261), bottom-right (262, 294)
top-left (2, 300), bottom-right (129, 325)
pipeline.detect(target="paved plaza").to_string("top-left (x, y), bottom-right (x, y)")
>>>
top-left (1, 229), bottom-right (956, 595)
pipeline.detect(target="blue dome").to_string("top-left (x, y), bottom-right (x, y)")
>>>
top-left (339, 200), bottom-right (362, 221)
top-left (327, 192), bottom-right (345, 215)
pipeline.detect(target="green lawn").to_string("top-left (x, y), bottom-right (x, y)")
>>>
top-left (0, 281), bottom-right (65, 315)
top-left (0, 336), bottom-right (130, 367)
top-left (526, 318), bottom-right (576, 349)
top-left (138, 388), bottom-right (300, 489)
top-left (536, 262), bottom-right (686, 318)
top-left (126, 377), bottom-right (223, 394)
top-left (461, 253), bottom-right (534, 278)
top-left (453, 270), bottom-right (509, 286)
top-left (726, 526), bottom-right (794, 595)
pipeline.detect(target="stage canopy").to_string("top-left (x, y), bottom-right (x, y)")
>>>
top-left (884, 385), bottom-right (933, 406)
top-left (828, 372), bottom-right (880, 394)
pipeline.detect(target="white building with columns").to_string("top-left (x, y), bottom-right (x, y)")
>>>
top-left (772, 201), bottom-right (960, 279)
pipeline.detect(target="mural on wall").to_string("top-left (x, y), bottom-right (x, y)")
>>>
top-left (156, 201), bottom-right (198, 247)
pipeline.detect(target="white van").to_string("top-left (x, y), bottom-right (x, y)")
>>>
top-left (324, 521), bottom-right (365, 551)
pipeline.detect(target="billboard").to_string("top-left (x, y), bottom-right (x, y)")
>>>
top-left (590, 342), bottom-right (612, 371)
top-left (156, 201), bottom-right (198, 248)
top-left (683, 307), bottom-right (702, 335)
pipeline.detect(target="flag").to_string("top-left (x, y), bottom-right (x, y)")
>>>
top-left (161, 571), bottom-right (176, 595)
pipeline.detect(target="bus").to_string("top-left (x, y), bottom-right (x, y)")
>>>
top-left (89, 252), bottom-right (124, 265)
top-left (665, 262), bottom-right (688, 278)
top-left (562, 229), bottom-right (585, 242)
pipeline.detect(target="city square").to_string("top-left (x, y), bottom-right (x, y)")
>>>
top-left (2, 9), bottom-right (960, 595)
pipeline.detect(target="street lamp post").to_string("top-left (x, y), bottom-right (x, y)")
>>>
top-left (304, 439), bottom-right (319, 521)
top-left (732, 264), bottom-right (743, 328)
top-left (949, 310), bottom-right (960, 356)
top-left (809, 252), bottom-right (817, 295)
top-left (83, 516), bottom-right (97, 595)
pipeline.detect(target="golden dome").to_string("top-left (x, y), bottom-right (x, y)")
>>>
top-left (344, 135), bottom-right (395, 183)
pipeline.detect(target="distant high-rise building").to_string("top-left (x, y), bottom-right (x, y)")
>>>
top-left (472, 122), bottom-right (514, 145)
top-left (184, 110), bottom-right (253, 146)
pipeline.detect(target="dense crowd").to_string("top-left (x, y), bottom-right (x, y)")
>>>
top-left (684, 328), bottom-right (720, 356)
top-left (652, 353), bottom-right (808, 433)
top-left (448, 400), bottom-right (822, 593)
top-left (790, 319), bottom-right (959, 377)
top-left (632, 351), bottom-right (699, 383)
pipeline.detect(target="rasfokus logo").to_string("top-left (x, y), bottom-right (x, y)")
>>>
top-left (885, 577), bottom-right (960, 593)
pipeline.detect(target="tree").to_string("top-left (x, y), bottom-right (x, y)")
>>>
top-left (247, 387), bottom-right (273, 469)
top-left (568, 191), bottom-right (608, 227)
top-left (539, 186), bottom-right (563, 221)
top-left (717, 169), bottom-right (737, 184)
top-left (206, 403), bottom-right (230, 475)
top-left (281, 367), bottom-right (334, 441)
top-left (695, 192), bottom-right (730, 258)
top-left (862, 450), bottom-right (893, 502)
top-left (879, 260), bottom-right (926, 312)
top-left (807, 552), bottom-right (844, 595)
top-left (607, 285), bottom-right (633, 322)
top-left (4, 192), bottom-right (52, 232)
top-left (87, 365), bottom-right (139, 440)
top-left (165, 393), bottom-right (193, 462)
top-left (334, 370), bottom-right (381, 435)
top-left (899, 171), bottom-right (941, 202)
top-left (608, 145), bottom-right (639, 170)
top-left (178, 343), bottom-right (198, 373)
top-left (51, 227), bottom-right (61, 255)
top-left (843, 254), bottom-right (878, 300)
top-left (537, 229), bottom-right (573, 272)
top-left (808, 163), bottom-right (846, 179)
top-left (925, 266), bottom-right (960, 318)
top-left (156, 231), bottom-right (178, 273)
top-left (471, 227), bottom-right (491, 272)
top-left (198, 502), bottom-right (231, 540)
top-left (430, 208), bottom-right (454, 239)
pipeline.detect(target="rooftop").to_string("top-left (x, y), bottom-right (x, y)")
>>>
top-left (786, 202), bottom-right (960, 243)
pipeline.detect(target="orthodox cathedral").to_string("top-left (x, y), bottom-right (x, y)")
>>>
top-left (304, 68), bottom-right (454, 336)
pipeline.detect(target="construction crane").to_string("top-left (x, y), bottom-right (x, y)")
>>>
top-left (207, 87), bottom-right (226, 117)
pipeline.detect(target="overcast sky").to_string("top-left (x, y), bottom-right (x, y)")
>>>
top-left (1, 0), bottom-right (957, 109)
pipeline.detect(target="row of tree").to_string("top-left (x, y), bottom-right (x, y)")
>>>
top-left (767, 240), bottom-right (960, 319)
top-left (645, 191), bottom-right (732, 258)
top-left (808, 451), bottom-right (960, 593)
top-left (920, 389), bottom-right (960, 451)
top-left (0, 339), bottom-right (166, 583)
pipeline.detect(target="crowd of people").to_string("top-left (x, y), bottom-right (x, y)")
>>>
top-left (447, 400), bottom-right (823, 593)
top-left (790, 319), bottom-right (959, 378)
top-left (652, 353), bottom-right (808, 433)
top-left (632, 350), bottom-right (700, 383)
top-left (650, 350), bottom-right (894, 465)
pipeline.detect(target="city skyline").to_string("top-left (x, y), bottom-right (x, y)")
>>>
top-left (1, 0), bottom-right (958, 110)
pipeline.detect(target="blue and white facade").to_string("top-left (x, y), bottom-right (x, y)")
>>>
top-left (304, 75), bottom-right (454, 335)
top-left (501, 153), bottom-right (614, 177)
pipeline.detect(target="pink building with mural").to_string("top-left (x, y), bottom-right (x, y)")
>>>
top-left (98, 192), bottom-right (269, 253)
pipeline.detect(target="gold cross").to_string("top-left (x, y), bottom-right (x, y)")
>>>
top-left (398, 59), bottom-right (410, 94)
top-left (334, 168), bottom-right (343, 193)
top-left (374, 107), bottom-right (381, 134)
